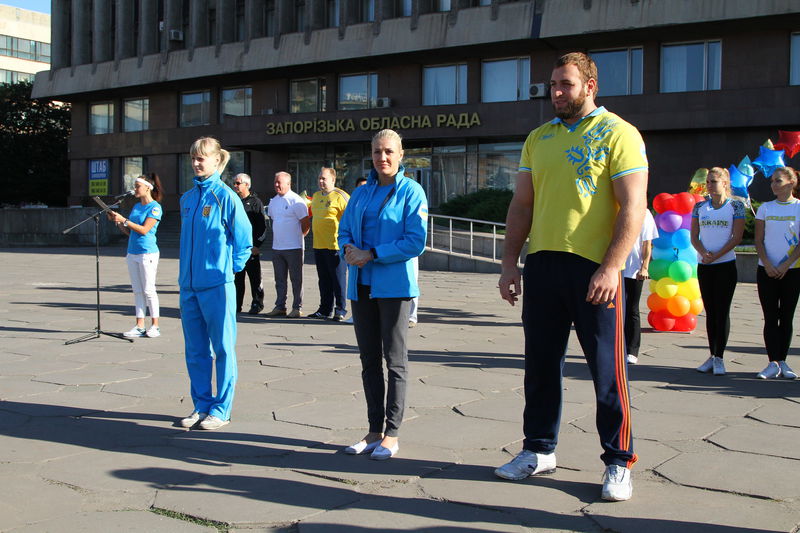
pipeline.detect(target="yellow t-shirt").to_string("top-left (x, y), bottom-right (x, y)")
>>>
top-left (311, 188), bottom-right (350, 250)
top-left (519, 107), bottom-right (648, 265)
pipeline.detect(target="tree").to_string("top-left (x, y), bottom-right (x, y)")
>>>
top-left (0, 80), bottom-right (71, 206)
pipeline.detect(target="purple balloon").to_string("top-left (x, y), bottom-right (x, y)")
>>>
top-left (680, 213), bottom-right (692, 230)
top-left (657, 211), bottom-right (683, 233)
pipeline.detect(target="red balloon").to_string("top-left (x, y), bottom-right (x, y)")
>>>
top-left (672, 192), bottom-right (696, 215)
top-left (692, 194), bottom-right (705, 205)
top-left (774, 130), bottom-right (800, 159)
top-left (672, 313), bottom-right (697, 332)
top-left (648, 310), bottom-right (676, 331)
top-left (652, 193), bottom-right (675, 214)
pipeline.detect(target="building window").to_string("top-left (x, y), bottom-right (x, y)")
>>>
top-left (791, 33), bottom-right (800, 86)
top-left (290, 78), bottom-right (326, 113)
top-left (123, 98), bottom-right (149, 132)
top-left (396, 0), bottom-right (412, 16)
top-left (327, 0), bottom-right (340, 27)
top-left (221, 87), bottom-right (252, 121)
top-left (591, 48), bottom-right (643, 96)
top-left (90, 102), bottom-right (114, 135)
top-left (339, 73), bottom-right (378, 110)
top-left (1, 69), bottom-right (33, 84)
top-left (423, 64), bottom-right (467, 106)
top-left (0, 35), bottom-right (50, 63)
top-left (235, 0), bottom-right (245, 40)
top-left (435, 0), bottom-right (451, 11)
top-left (181, 151), bottom-right (247, 191)
top-left (295, 1), bottom-right (306, 32)
top-left (481, 58), bottom-right (530, 102)
top-left (478, 141), bottom-right (523, 191)
top-left (660, 40), bottom-right (721, 93)
top-left (265, 0), bottom-right (275, 37)
top-left (123, 156), bottom-right (146, 192)
top-left (180, 90), bottom-right (211, 127)
top-left (360, 0), bottom-right (375, 22)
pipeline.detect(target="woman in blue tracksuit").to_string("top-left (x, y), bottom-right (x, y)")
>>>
top-left (178, 137), bottom-right (252, 430)
top-left (339, 129), bottom-right (428, 460)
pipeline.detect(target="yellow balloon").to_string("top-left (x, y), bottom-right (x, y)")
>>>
top-left (677, 278), bottom-right (700, 300)
top-left (655, 277), bottom-right (679, 299)
top-left (667, 295), bottom-right (691, 317)
top-left (649, 279), bottom-right (659, 293)
top-left (689, 298), bottom-right (704, 315)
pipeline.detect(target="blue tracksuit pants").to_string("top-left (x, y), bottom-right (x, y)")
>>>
top-left (521, 251), bottom-right (637, 468)
top-left (180, 282), bottom-right (238, 420)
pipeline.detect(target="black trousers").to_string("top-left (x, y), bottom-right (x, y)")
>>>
top-left (521, 252), bottom-right (636, 468)
top-left (234, 254), bottom-right (264, 312)
top-left (623, 277), bottom-right (643, 357)
top-left (757, 266), bottom-right (800, 362)
top-left (351, 283), bottom-right (411, 437)
top-left (697, 261), bottom-right (738, 358)
top-left (314, 248), bottom-right (347, 316)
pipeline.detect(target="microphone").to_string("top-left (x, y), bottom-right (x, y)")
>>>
top-left (112, 190), bottom-right (135, 200)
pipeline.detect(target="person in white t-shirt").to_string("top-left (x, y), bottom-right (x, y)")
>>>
top-left (690, 167), bottom-right (745, 376)
top-left (754, 166), bottom-right (800, 380)
top-left (265, 171), bottom-right (310, 318)
top-left (622, 209), bottom-right (658, 364)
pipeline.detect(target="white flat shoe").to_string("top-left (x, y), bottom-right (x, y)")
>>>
top-left (343, 439), bottom-right (381, 455)
top-left (370, 443), bottom-right (399, 460)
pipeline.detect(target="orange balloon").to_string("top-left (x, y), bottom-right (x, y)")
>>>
top-left (667, 295), bottom-right (691, 317)
top-left (647, 293), bottom-right (668, 312)
top-left (689, 298), bottom-right (704, 315)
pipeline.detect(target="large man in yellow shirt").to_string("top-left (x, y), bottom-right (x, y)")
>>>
top-left (495, 52), bottom-right (648, 502)
top-left (308, 167), bottom-right (350, 321)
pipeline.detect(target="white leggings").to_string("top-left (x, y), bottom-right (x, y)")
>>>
top-left (126, 252), bottom-right (160, 319)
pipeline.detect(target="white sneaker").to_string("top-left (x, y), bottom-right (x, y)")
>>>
top-left (757, 362), bottom-right (782, 379)
top-left (145, 326), bottom-right (160, 338)
top-left (696, 357), bottom-right (714, 373)
top-left (199, 415), bottom-right (230, 430)
top-left (601, 464), bottom-right (633, 501)
top-left (494, 450), bottom-right (557, 480)
top-left (627, 354), bottom-right (638, 364)
top-left (179, 411), bottom-right (207, 428)
top-left (123, 326), bottom-right (146, 338)
top-left (712, 357), bottom-right (726, 376)
top-left (778, 361), bottom-right (798, 379)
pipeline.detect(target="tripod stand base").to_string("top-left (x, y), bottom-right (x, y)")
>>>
top-left (65, 328), bottom-right (134, 345)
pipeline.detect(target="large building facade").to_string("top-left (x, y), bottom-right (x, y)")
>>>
top-left (1, 5), bottom-right (50, 84)
top-left (32, 0), bottom-right (800, 208)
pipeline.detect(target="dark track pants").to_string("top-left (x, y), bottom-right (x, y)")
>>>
top-left (521, 251), bottom-right (637, 468)
top-left (234, 254), bottom-right (264, 312)
top-left (623, 277), bottom-right (643, 357)
top-left (697, 260), bottom-right (738, 358)
top-left (314, 248), bottom-right (347, 316)
top-left (757, 266), bottom-right (800, 362)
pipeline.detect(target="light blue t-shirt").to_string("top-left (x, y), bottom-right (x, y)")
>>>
top-left (127, 200), bottom-right (162, 254)
top-left (358, 184), bottom-right (394, 286)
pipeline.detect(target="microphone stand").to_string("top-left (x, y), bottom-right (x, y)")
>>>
top-left (63, 198), bottom-right (134, 345)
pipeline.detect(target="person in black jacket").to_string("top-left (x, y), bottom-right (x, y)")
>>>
top-left (232, 173), bottom-right (267, 314)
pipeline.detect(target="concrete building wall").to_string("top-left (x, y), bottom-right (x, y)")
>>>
top-left (0, 4), bottom-right (50, 76)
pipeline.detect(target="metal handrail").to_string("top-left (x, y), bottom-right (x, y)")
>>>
top-left (427, 213), bottom-right (506, 262)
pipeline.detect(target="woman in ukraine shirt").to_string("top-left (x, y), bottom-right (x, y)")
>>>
top-left (107, 173), bottom-right (164, 338)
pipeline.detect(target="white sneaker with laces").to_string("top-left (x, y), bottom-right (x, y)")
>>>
top-left (146, 326), bottom-right (160, 338)
top-left (696, 357), bottom-right (714, 373)
top-left (601, 464), bottom-right (633, 501)
top-left (712, 357), bottom-right (726, 376)
top-left (180, 411), bottom-right (207, 428)
top-left (123, 326), bottom-right (146, 338)
top-left (757, 362), bottom-right (782, 379)
top-left (778, 361), bottom-right (797, 379)
top-left (627, 354), bottom-right (638, 364)
top-left (199, 415), bottom-right (230, 430)
top-left (494, 450), bottom-right (557, 480)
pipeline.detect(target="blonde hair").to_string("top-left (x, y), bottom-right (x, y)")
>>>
top-left (189, 137), bottom-right (230, 173)
top-left (320, 166), bottom-right (336, 179)
top-left (707, 166), bottom-right (731, 195)
top-left (372, 129), bottom-right (403, 149)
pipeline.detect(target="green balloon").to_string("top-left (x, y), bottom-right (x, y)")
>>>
top-left (669, 260), bottom-right (693, 283)
top-left (649, 259), bottom-right (670, 280)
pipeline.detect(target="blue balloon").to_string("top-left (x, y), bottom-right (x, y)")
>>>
top-left (677, 246), bottom-right (698, 264)
top-left (653, 230), bottom-right (675, 249)
top-left (672, 229), bottom-right (692, 249)
top-left (752, 146), bottom-right (786, 178)
top-left (652, 246), bottom-right (677, 262)
top-left (729, 164), bottom-right (753, 198)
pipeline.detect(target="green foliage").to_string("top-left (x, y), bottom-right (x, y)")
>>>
top-left (438, 188), bottom-right (513, 224)
top-left (742, 199), bottom-right (761, 245)
top-left (0, 80), bottom-right (71, 206)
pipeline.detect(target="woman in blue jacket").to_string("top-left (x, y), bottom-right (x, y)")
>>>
top-left (178, 137), bottom-right (252, 430)
top-left (339, 129), bottom-right (428, 460)
top-left (107, 173), bottom-right (164, 338)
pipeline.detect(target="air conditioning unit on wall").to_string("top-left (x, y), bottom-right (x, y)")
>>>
top-left (376, 97), bottom-right (392, 108)
top-left (529, 83), bottom-right (548, 98)
top-left (168, 29), bottom-right (184, 41)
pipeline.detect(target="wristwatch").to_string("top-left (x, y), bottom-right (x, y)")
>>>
top-left (123, 219), bottom-right (129, 228)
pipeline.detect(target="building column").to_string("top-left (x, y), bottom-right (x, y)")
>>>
top-left (190, 0), bottom-right (209, 50)
top-left (92, 0), bottom-right (113, 63)
top-left (245, 0), bottom-right (266, 40)
top-left (139, 0), bottom-right (159, 56)
top-left (115, 0), bottom-right (136, 60)
top-left (163, 0), bottom-right (183, 52)
top-left (217, 0), bottom-right (236, 45)
top-left (51, 0), bottom-right (70, 68)
top-left (70, 0), bottom-right (91, 66)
